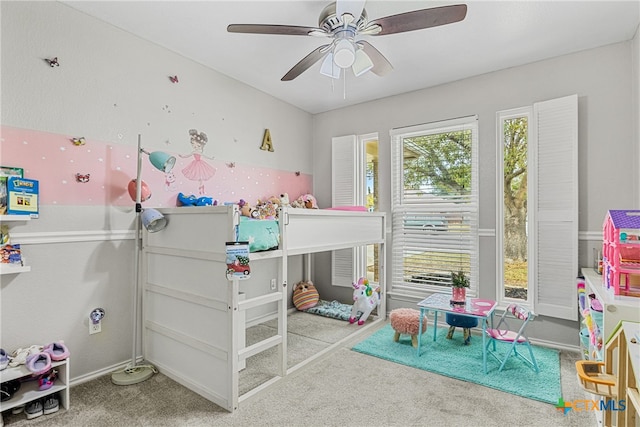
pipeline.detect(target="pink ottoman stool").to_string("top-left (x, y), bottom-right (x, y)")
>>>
top-left (389, 308), bottom-right (427, 348)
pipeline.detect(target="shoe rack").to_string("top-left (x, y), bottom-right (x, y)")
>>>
top-left (0, 359), bottom-right (69, 414)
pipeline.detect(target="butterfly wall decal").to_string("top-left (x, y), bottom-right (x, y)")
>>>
top-left (76, 173), bottom-right (90, 183)
top-left (169, 75), bottom-right (179, 83)
top-left (72, 137), bottom-right (86, 146)
top-left (295, 171), bottom-right (301, 176)
top-left (226, 162), bottom-right (235, 168)
top-left (46, 57), bottom-right (59, 67)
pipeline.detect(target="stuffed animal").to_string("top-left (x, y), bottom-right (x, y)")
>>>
top-left (239, 199), bottom-right (258, 218)
top-left (280, 193), bottom-right (290, 207)
top-left (349, 277), bottom-right (380, 325)
top-left (291, 193), bottom-right (318, 209)
top-left (302, 194), bottom-right (318, 209)
top-left (255, 200), bottom-right (277, 219)
top-left (177, 193), bottom-right (216, 207)
top-left (292, 280), bottom-right (319, 310)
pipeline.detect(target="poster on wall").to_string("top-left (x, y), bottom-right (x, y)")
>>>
top-left (7, 177), bottom-right (39, 218)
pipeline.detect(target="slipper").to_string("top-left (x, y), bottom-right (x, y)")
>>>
top-left (9, 345), bottom-right (43, 367)
top-left (26, 352), bottom-right (51, 375)
top-left (43, 341), bottom-right (70, 361)
top-left (0, 348), bottom-right (8, 370)
top-left (38, 369), bottom-right (57, 391)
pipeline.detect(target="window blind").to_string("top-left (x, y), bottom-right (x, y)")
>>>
top-left (390, 116), bottom-right (479, 296)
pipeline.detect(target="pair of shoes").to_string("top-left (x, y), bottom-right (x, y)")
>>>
top-left (0, 379), bottom-right (21, 402)
top-left (9, 345), bottom-right (42, 367)
top-left (38, 369), bottom-right (57, 391)
top-left (43, 341), bottom-right (70, 361)
top-left (26, 352), bottom-right (51, 375)
top-left (25, 394), bottom-right (59, 419)
top-left (12, 404), bottom-right (25, 414)
top-left (0, 348), bottom-right (8, 370)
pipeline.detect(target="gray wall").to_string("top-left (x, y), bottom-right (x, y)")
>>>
top-left (311, 36), bottom-right (640, 347)
top-left (0, 1), bottom-right (312, 382)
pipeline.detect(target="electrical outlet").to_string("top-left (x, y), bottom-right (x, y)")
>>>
top-left (89, 321), bottom-right (101, 335)
top-left (270, 279), bottom-right (277, 290)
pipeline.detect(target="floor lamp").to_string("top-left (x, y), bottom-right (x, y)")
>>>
top-left (112, 134), bottom-right (176, 386)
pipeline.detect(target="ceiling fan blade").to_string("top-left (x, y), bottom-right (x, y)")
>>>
top-left (336, 0), bottom-right (366, 21)
top-left (367, 4), bottom-right (467, 36)
top-left (281, 45), bottom-right (331, 81)
top-left (359, 41), bottom-right (393, 77)
top-left (227, 24), bottom-right (326, 36)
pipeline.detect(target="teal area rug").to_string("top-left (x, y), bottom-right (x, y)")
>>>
top-left (352, 324), bottom-right (561, 404)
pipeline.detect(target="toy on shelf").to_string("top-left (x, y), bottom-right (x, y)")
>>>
top-left (177, 192), bottom-right (216, 207)
top-left (602, 210), bottom-right (640, 296)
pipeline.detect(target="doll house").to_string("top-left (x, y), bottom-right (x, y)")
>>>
top-left (602, 209), bottom-right (640, 296)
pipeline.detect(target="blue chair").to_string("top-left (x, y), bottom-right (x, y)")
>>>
top-left (485, 303), bottom-right (539, 373)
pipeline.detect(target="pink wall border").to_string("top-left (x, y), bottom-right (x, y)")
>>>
top-left (1, 126), bottom-right (313, 208)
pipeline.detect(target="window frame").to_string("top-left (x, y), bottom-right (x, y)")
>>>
top-left (496, 107), bottom-right (533, 309)
top-left (496, 95), bottom-right (578, 320)
top-left (390, 116), bottom-right (479, 297)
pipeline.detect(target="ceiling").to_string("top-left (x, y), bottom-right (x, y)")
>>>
top-left (61, 1), bottom-right (640, 114)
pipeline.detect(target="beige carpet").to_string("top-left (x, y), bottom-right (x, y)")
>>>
top-left (3, 317), bottom-right (595, 427)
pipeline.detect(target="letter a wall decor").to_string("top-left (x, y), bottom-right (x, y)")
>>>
top-left (260, 129), bottom-right (274, 152)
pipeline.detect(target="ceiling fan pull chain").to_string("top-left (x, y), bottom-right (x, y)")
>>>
top-left (343, 73), bottom-right (347, 100)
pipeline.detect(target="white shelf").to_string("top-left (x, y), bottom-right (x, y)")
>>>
top-left (0, 264), bottom-right (31, 275)
top-left (583, 268), bottom-right (640, 342)
top-left (0, 359), bottom-right (69, 412)
top-left (0, 215), bottom-right (31, 222)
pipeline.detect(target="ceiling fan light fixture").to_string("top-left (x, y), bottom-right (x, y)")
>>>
top-left (333, 39), bottom-right (355, 68)
top-left (320, 53), bottom-right (341, 79)
top-left (352, 48), bottom-right (374, 76)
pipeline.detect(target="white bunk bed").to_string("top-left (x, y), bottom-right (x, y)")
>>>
top-left (141, 205), bottom-right (386, 412)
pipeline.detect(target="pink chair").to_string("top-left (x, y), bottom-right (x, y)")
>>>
top-left (485, 303), bottom-right (539, 373)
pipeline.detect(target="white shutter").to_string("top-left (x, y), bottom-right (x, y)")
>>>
top-left (331, 135), bottom-right (362, 287)
top-left (532, 94), bottom-right (579, 320)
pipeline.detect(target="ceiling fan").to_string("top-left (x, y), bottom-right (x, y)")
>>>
top-left (227, 0), bottom-right (467, 81)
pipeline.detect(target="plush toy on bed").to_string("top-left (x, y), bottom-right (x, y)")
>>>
top-left (255, 200), bottom-right (278, 219)
top-left (291, 193), bottom-right (318, 209)
top-left (239, 199), bottom-right (259, 218)
top-left (292, 280), bottom-right (319, 311)
top-left (349, 277), bottom-right (380, 326)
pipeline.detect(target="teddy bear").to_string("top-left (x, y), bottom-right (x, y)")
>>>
top-left (279, 193), bottom-right (290, 207)
top-left (291, 193), bottom-right (318, 209)
top-left (239, 199), bottom-right (259, 218)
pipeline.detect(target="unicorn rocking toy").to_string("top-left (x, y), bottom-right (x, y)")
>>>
top-left (349, 277), bottom-right (381, 326)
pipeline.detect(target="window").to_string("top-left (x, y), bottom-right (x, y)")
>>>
top-left (390, 116), bottom-right (479, 296)
top-left (497, 95), bottom-right (579, 320)
top-left (332, 134), bottom-right (379, 286)
top-left (497, 108), bottom-right (531, 304)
